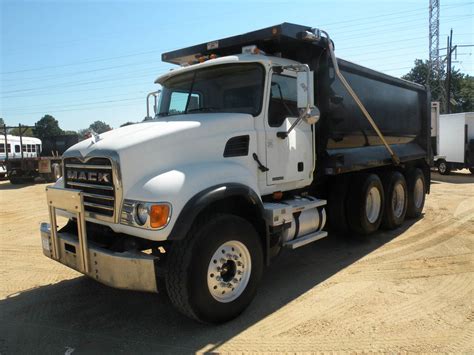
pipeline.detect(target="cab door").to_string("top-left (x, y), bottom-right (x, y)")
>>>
top-left (265, 72), bottom-right (314, 186)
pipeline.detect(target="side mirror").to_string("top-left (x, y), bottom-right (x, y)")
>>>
top-left (297, 70), bottom-right (314, 109)
top-left (301, 106), bottom-right (320, 125)
top-left (146, 90), bottom-right (161, 119)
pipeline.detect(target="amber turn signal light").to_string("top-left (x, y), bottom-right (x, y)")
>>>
top-left (149, 204), bottom-right (170, 228)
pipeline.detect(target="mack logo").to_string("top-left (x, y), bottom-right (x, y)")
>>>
top-left (67, 170), bottom-right (110, 183)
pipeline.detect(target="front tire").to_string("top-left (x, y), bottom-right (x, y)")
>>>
top-left (165, 214), bottom-right (263, 323)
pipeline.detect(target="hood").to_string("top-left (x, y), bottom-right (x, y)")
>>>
top-left (64, 113), bottom-right (255, 191)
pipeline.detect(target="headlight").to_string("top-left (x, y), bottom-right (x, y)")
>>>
top-left (135, 204), bottom-right (149, 225)
top-left (125, 201), bottom-right (171, 229)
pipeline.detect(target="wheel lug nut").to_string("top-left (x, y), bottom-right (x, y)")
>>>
top-left (237, 270), bottom-right (242, 275)
top-left (233, 255), bottom-right (238, 260)
top-left (216, 276), bottom-right (222, 281)
top-left (232, 278), bottom-right (238, 283)
top-left (220, 282), bottom-right (227, 287)
top-left (227, 283), bottom-right (233, 288)
top-left (220, 258), bottom-right (226, 264)
top-left (237, 261), bottom-right (242, 266)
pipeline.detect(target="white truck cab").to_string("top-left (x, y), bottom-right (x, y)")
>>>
top-left (40, 23), bottom-right (430, 323)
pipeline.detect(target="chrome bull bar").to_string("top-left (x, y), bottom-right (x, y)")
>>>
top-left (46, 186), bottom-right (90, 273)
top-left (42, 186), bottom-right (158, 293)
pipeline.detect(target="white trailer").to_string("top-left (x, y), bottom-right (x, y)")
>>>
top-left (434, 112), bottom-right (474, 175)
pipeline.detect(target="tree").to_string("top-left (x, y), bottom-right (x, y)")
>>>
top-left (89, 120), bottom-right (112, 134)
top-left (402, 59), bottom-right (473, 113)
top-left (9, 126), bottom-right (35, 137)
top-left (0, 118), bottom-right (4, 126)
top-left (33, 115), bottom-right (63, 140)
top-left (453, 73), bottom-right (473, 113)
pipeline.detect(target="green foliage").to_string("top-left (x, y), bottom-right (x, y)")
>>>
top-left (402, 59), bottom-right (473, 113)
top-left (89, 120), bottom-right (112, 134)
top-left (0, 118), bottom-right (5, 126)
top-left (33, 115), bottom-right (63, 140)
top-left (77, 128), bottom-right (89, 138)
top-left (9, 126), bottom-right (35, 137)
top-left (455, 74), bottom-right (473, 113)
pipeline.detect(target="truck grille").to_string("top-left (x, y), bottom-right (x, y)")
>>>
top-left (64, 157), bottom-right (115, 218)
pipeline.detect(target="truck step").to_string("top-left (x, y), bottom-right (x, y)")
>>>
top-left (283, 230), bottom-right (328, 250)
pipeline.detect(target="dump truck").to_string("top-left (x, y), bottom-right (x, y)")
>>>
top-left (40, 23), bottom-right (431, 323)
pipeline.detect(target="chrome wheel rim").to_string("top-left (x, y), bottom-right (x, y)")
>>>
top-left (365, 186), bottom-right (382, 224)
top-left (414, 177), bottom-right (424, 209)
top-left (392, 182), bottom-right (406, 218)
top-left (207, 240), bottom-right (251, 303)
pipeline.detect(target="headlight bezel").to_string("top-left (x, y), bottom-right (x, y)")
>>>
top-left (121, 199), bottom-right (172, 230)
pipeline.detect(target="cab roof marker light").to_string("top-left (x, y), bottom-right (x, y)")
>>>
top-left (299, 29), bottom-right (321, 42)
top-left (242, 45), bottom-right (265, 55)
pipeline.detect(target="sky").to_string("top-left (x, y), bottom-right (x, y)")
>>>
top-left (0, 0), bottom-right (473, 131)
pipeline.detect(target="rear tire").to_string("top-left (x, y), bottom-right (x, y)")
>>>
top-left (346, 173), bottom-right (384, 237)
top-left (165, 214), bottom-right (263, 323)
top-left (406, 168), bottom-right (426, 218)
top-left (381, 171), bottom-right (408, 229)
top-left (437, 160), bottom-right (450, 175)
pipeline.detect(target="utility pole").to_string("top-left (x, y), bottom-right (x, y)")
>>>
top-left (445, 29), bottom-right (460, 114)
top-left (446, 29), bottom-right (452, 113)
top-left (428, 0), bottom-right (440, 94)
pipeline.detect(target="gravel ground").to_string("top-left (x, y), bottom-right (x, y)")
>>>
top-left (0, 171), bottom-right (473, 354)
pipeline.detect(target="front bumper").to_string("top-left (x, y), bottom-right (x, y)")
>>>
top-left (41, 186), bottom-right (158, 293)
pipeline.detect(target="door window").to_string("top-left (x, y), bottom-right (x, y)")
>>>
top-left (268, 74), bottom-right (299, 127)
top-left (15, 145), bottom-right (20, 153)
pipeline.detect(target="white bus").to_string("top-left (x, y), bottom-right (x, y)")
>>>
top-left (0, 135), bottom-right (42, 177)
top-left (0, 135), bottom-right (42, 160)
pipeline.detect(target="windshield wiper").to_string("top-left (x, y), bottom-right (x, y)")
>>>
top-left (186, 107), bottom-right (219, 113)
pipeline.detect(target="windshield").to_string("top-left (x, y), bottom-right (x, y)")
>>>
top-left (157, 63), bottom-right (265, 117)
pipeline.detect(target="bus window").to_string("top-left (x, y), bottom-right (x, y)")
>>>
top-left (15, 145), bottom-right (20, 153)
top-left (32, 145), bottom-right (36, 152)
top-left (7, 144), bottom-right (11, 153)
top-left (22, 145), bottom-right (27, 152)
top-left (27, 144), bottom-right (31, 152)
top-left (0, 144), bottom-right (4, 153)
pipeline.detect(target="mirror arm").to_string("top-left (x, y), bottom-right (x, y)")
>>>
top-left (277, 116), bottom-right (303, 139)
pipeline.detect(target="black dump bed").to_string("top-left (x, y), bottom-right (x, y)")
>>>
top-left (41, 134), bottom-right (79, 157)
top-left (162, 23), bottom-right (431, 175)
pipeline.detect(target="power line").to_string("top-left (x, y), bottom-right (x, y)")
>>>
top-left (4, 100), bottom-right (144, 116)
